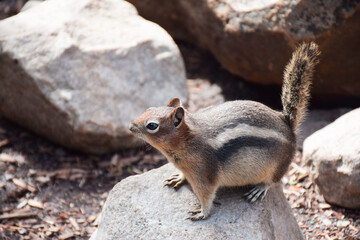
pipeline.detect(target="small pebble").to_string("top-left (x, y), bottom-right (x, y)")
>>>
top-left (336, 220), bottom-right (350, 228)
top-left (321, 218), bottom-right (332, 226)
top-left (5, 173), bottom-right (14, 181)
top-left (318, 203), bottom-right (331, 209)
top-left (18, 228), bottom-right (27, 235)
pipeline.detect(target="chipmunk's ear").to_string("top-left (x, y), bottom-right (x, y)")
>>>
top-left (167, 98), bottom-right (182, 108)
top-left (171, 106), bottom-right (185, 128)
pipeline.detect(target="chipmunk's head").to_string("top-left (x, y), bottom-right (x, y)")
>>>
top-left (129, 98), bottom-right (190, 151)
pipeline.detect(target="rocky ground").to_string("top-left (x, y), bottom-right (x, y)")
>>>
top-left (0, 42), bottom-right (359, 240)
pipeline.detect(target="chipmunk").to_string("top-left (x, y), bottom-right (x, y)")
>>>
top-left (129, 42), bottom-right (320, 220)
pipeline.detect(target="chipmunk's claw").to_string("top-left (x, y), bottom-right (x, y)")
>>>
top-left (186, 208), bottom-right (207, 221)
top-left (186, 208), bottom-right (210, 221)
top-left (243, 184), bottom-right (269, 203)
top-left (164, 173), bottom-right (186, 190)
top-left (188, 208), bottom-right (202, 215)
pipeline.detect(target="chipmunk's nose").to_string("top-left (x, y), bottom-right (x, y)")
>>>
top-left (129, 122), bottom-right (137, 132)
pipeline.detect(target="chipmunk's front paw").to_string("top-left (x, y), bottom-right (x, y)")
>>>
top-left (164, 173), bottom-right (186, 190)
top-left (186, 208), bottom-right (208, 221)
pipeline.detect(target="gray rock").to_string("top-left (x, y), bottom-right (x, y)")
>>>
top-left (127, 0), bottom-right (360, 98)
top-left (91, 163), bottom-right (304, 240)
top-left (297, 108), bottom-right (351, 148)
top-left (303, 108), bottom-right (360, 209)
top-left (0, 0), bottom-right (187, 153)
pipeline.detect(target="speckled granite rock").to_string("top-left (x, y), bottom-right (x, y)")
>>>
top-left (91, 163), bottom-right (304, 240)
top-left (304, 108), bottom-right (360, 209)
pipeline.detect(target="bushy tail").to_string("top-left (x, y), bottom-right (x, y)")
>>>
top-left (281, 42), bottom-right (320, 131)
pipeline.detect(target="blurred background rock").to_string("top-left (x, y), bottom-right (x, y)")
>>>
top-left (0, 0), bottom-right (187, 153)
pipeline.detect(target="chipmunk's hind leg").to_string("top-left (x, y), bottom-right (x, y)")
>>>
top-left (243, 183), bottom-right (270, 203)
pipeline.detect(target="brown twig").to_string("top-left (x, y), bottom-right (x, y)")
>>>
top-left (0, 211), bottom-right (37, 220)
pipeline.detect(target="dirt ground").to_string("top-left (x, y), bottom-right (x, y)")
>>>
top-left (0, 41), bottom-right (359, 240)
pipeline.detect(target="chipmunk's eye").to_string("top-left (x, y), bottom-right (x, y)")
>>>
top-left (146, 122), bottom-right (159, 133)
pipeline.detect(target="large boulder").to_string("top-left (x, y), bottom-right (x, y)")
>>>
top-left (0, 0), bottom-right (187, 153)
top-left (126, 0), bottom-right (360, 99)
top-left (303, 108), bottom-right (360, 209)
top-left (91, 163), bottom-right (304, 240)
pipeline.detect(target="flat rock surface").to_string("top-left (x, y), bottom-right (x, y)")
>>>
top-left (0, 0), bottom-right (187, 153)
top-left (303, 108), bottom-right (360, 209)
top-left (91, 163), bottom-right (303, 240)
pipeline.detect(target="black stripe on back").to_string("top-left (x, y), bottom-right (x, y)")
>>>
top-left (214, 136), bottom-right (278, 163)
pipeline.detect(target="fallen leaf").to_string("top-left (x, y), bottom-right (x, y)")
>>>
top-left (288, 168), bottom-right (297, 176)
top-left (59, 231), bottom-right (74, 240)
top-left (28, 231), bottom-right (42, 240)
top-left (28, 169), bottom-right (37, 176)
top-left (117, 156), bottom-right (139, 167)
top-left (297, 173), bottom-right (309, 182)
top-left (26, 183), bottom-right (37, 193)
top-left (77, 218), bottom-right (86, 223)
top-left (18, 228), bottom-right (27, 235)
top-left (336, 220), bottom-right (350, 228)
top-left (12, 178), bottom-right (36, 192)
top-left (69, 173), bottom-right (84, 181)
top-left (28, 199), bottom-right (44, 209)
top-left (48, 226), bottom-right (60, 232)
top-left (87, 215), bottom-right (97, 223)
top-left (12, 178), bottom-right (27, 188)
top-left (100, 192), bottom-right (108, 199)
top-left (54, 169), bottom-right (71, 179)
top-left (0, 210), bottom-right (36, 220)
top-left (0, 153), bottom-right (17, 163)
top-left (92, 213), bottom-right (101, 226)
top-left (304, 181), bottom-right (313, 189)
top-left (32, 224), bottom-right (45, 229)
top-left (43, 217), bottom-right (56, 225)
top-left (59, 213), bottom-right (69, 219)
top-left (35, 176), bottom-right (50, 184)
top-left (69, 217), bottom-right (80, 231)
top-left (288, 185), bottom-right (302, 191)
top-left (16, 200), bottom-right (28, 209)
top-left (0, 153), bottom-right (25, 164)
top-left (318, 203), bottom-right (331, 209)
